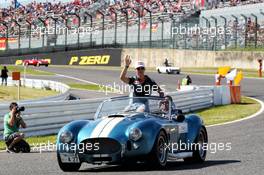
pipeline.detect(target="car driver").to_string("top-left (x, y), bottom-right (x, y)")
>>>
top-left (159, 95), bottom-right (176, 114)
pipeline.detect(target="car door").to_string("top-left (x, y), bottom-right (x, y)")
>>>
top-left (167, 119), bottom-right (189, 154)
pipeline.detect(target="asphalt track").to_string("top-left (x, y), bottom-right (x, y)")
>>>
top-left (0, 66), bottom-right (264, 175)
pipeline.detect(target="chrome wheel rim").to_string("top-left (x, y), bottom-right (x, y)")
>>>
top-left (198, 132), bottom-right (206, 158)
top-left (158, 137), bottom-right (166, 163)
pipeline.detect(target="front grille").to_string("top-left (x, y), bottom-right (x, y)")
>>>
top-left (80, 138), bottom-right (121, 155)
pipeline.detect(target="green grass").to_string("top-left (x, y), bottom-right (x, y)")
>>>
top-left (0, 97), bottom-right (261, 150)
top-left (0, 86), bottom-right (58, 102)
top-left (68, 83), bottom-right (119, 93)
top-left (0, 65), bottom-right (55, 76)
top-left (196, 97), bottom-right (261, 126)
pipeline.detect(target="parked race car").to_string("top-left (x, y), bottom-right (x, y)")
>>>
top-left (156, 64), bottom-right (181, 74)
top-left (56, 96), bottom-right (207, 172)
top-left (22, 59), bottom-right (49, 67)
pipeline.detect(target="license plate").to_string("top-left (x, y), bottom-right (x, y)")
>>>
top-left (60, 153), bottom-right (80, 163)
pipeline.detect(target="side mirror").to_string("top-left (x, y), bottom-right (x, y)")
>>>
top-left (172, 109), bottom-right (185, 122)
top-left (176, 114), bottom-right (185, 122)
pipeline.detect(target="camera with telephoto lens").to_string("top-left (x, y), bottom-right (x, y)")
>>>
top-left (16, 106), bottom-right (25, 113)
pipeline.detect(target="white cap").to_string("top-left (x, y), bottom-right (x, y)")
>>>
top-left (135, 61), bottom-right (145, 69)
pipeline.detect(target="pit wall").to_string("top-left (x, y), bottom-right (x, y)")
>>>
top-left (121, 48), bottom-right (264, 69)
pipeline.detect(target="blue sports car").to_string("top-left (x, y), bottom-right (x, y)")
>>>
top-left (56, 96), bottom-right (208, 172)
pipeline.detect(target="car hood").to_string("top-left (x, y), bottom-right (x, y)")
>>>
top-left (77, 113), bottom-right (152, 143)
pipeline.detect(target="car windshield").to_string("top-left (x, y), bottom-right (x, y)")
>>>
top-left (94, 96), bottom-right (171, 119)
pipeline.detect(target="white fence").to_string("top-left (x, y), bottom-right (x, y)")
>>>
top-left (0, 85), bottom-right (231, 139)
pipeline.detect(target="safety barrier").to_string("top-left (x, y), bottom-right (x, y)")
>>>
top-left (5, 77), bottom-right (70, 103)
top-left (0, 86), bottom-right (224, 139)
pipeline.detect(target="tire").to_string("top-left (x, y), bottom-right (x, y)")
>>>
top-left (157, 69), bottom-right (161, 74)
top-left (184, 127), bottom-right (208, 163)
top-left (45, 64), bottom-right (48, 67)
top-left (148, 131), bottom-right (168, 168)
top-left (166, 70), bottom-right (169, 74)
top-left (177, 71), bottom-right (180, 74)
top-left (57, 152), bottom-right (81, 172)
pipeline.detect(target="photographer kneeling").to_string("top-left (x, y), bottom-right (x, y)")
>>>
top-left (4, 102), bottom-right (27, 153)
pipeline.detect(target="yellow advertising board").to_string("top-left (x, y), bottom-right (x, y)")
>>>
top-left (234, 71), bottom-right (243, 85)
top-left (218, 66), bottom-right (231, 76)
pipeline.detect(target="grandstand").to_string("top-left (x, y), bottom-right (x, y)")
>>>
top-left (0, 0), bottom-right (264, 56)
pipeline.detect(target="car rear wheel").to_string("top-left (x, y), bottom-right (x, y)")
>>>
top-left (184, 127), bottom-right (207, 163)
top-left (148, 131), bottom-right (168, 168)
top-left (157, 69), bottom-right (161, 74)
top-left (57, 152), bottom-right (81, 172)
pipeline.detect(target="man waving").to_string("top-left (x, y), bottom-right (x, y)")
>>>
top-left (120, 55), bottom-right (164, 112)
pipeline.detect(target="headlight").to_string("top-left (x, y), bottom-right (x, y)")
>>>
top-left (129, 128), bottom-right (142, 141)
top-left (60, 131), bottom-right (73, 143)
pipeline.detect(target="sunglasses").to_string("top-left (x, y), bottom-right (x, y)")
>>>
top-left (136, 67), bottom-right (145, 71)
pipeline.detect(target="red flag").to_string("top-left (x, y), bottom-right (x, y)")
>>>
top-left (201, 0), bottom-right (205, 7)
top-left (196, 0), bottom-right (200, 9)
top-left (0, 38), bottom-right (6, 51)
top-left (140, 21), bottom-right (147, 30)
top-left (45, 19), bottom-right (49, 26)
top-left (73, 18), bottom-right (79, 25)
top-left (74, 0), bottom-right (81, 5)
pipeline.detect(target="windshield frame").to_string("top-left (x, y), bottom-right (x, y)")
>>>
top-left (94, 96), bottom-right (172, 120)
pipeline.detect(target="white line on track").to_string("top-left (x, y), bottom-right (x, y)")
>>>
top-left (56, 73), bottom-right (99, 85)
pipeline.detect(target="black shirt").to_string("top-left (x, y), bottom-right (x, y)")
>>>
top-left (128, 75), bottom-right (158, 97)
top-left (1, 69), bottom-right (8, 78)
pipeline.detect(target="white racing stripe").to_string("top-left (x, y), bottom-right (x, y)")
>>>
top-left (99, 117), bottom-right (125, 137)
top-left (90, 118), bottom-right (113, 138)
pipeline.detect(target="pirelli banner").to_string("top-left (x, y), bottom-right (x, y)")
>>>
top-left (0, 48), bottom-right (122, 66)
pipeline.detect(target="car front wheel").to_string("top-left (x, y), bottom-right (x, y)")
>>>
top-left (148, 131), bottom-right (168, 168)
top-left (57, 152), bottom-right (81, 172)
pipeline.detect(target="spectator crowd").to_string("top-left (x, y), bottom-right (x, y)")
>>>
top-left (0, 0), bottom-right (264, 49)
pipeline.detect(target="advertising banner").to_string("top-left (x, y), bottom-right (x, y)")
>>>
top-left (0, 48), bottom-right (122, 66)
